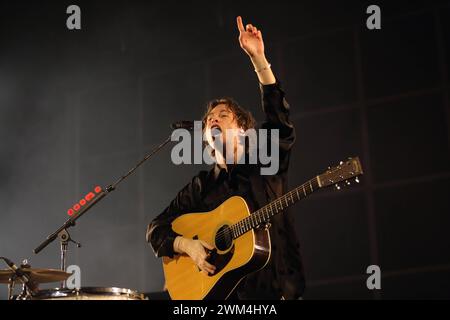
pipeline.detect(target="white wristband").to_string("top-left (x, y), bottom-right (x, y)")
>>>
top-left (255, 63), bottom-right (271, 73)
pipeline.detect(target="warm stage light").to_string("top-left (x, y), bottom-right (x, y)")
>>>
top-left (85, 192), bottom-right (95, 201)
top-left (67, 186), bottom-right (102, 216)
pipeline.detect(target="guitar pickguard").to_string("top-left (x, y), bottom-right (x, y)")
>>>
top-left (206, 246), bottom-right (235, 276)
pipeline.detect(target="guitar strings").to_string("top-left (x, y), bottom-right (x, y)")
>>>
top-left (212, 178), bottom-right (319, 244)
top-left (213, 170), bottom-right (358, 243)
top-left (213, 179), bottom-right (315, 243)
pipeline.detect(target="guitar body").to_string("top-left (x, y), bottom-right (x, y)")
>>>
top-left (160, 157), bottom-right (364, 300)
top-left (162, 196), bottom-right (271, 300)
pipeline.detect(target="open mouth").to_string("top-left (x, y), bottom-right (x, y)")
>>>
top-left (210, 125), bottom-right (222, 141)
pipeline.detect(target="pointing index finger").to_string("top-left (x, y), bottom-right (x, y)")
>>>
top-left (237, 16), bottom-right (245, 32)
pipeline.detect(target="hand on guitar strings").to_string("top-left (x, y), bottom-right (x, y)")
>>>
top-left (174, 236), bottom-right (217, 275)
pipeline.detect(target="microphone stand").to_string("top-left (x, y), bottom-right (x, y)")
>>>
top-left (33, 135), bottom-right (173, 288)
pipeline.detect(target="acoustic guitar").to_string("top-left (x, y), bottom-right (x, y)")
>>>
top-left (162, 157), bottom-right (363, 300)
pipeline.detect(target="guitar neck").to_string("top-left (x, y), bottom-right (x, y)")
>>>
top-left (231, 176), bottom-right (321, 239)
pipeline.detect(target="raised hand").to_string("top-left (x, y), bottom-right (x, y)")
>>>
top-left (236, 16), bottom-right (275, 84)
top-left (236, 16), bottom-right (265, 58)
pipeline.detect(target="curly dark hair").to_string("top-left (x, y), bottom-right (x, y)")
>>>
top-left (202, 97), bottom-right (256, 131)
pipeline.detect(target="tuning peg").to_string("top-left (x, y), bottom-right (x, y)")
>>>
top-left (339, 161), bottom-right (344, 165)
top-left (335, 184), bottom-right (341, 190)
top-left (345, 180), bottom-right (351, 186)
top-left (355, 177), bottom-right (360, 184)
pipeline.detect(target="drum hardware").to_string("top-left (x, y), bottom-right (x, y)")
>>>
top-left (1, 263), bottom-right (148, 300)
top-left (0, 258), bottom-right (55, 299)
top-left (0, 267), bottom-right (72, 284)
top-left (8, 128), bottom-right (175, 300)
top-left (7, 276), bottom-right (16, 300)
top-left (1, 257), bottom-right (73, 300)
top-left (31, 287), bottom-right (148, 300)
top-left (15, 260), bottom-right (35, 300)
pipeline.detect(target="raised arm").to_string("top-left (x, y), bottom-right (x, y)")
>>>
top-left (237, 16), bottom-right (295, 162)
top-left (237, 16), bottom-right (276, 85)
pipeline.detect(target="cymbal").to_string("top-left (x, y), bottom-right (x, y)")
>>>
top-left (0, 268), bottom-right (71, 284)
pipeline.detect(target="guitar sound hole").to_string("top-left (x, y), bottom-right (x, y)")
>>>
top-left (215, 225), bottom-right (233, 251)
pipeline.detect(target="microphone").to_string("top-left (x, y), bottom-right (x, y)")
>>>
top-left (171, 120), bottom-right (195, 130)
top-left (0, 257), bottom-right (37, 293)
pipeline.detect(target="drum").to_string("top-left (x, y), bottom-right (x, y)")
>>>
top-left (32, 287), bottom-right (147, 300)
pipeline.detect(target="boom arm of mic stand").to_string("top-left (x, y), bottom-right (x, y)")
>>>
top-left (33, 135), bottom-right (173, 255)
top-left (33, 192), bottom-right (107, 254)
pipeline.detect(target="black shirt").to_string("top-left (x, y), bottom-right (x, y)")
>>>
top-left (146, 81), bottom-right (305, 299)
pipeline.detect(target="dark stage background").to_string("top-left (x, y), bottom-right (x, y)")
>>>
top-left (1, 0), bottom-right (449, 299)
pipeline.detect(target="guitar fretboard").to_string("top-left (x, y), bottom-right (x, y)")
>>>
top-left (231, 177), bottom-right (320, 239)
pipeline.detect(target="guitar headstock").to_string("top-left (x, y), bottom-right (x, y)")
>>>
top-left (318, 157), bottom-right (363, 189)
